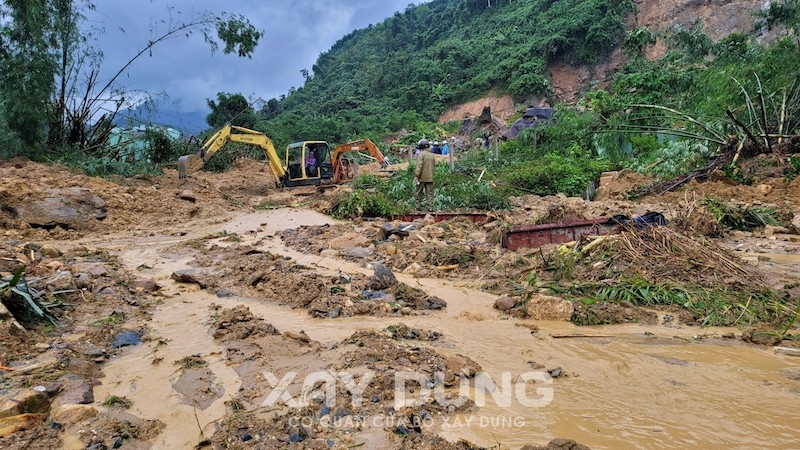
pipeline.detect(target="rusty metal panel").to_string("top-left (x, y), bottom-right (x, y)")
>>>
top-left (502, 219), bottom-right (621, 250)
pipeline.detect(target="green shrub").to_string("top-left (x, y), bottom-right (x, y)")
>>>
top-left (505, 150), bottom-right (610, 197)
top-left (700, 198), bottom-right (779, 231)
top-left (328, 189), bottom-right (406, 219)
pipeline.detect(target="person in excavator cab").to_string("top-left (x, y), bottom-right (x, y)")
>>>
top-left (305, 150), bottom-right (317, 176)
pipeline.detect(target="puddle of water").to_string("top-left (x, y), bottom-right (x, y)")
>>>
top-left (744, 252), bottom-right (800, 265)
top-left (79, 210), bottom-right (800, 449)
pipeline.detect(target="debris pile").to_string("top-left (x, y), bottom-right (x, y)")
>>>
top-left (179, 246), bottom-right (447, 318)
top-left (538, 226), bottom-right (797, 327)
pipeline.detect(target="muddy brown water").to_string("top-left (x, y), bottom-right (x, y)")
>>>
top-left (68, 210), bottom-right (799, 449)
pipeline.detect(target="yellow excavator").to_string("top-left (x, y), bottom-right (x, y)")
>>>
top-left (177, 124), bottom-right (333, 188)
top-left (330, 138), bottom-right (389, 183)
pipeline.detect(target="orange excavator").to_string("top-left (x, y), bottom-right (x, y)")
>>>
top-left (331, 138), bottom-right (389, 183)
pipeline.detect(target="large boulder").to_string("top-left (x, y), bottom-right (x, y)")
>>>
top-left (10, 187), bottom-right (106, 228)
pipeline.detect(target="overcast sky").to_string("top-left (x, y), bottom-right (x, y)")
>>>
top-left (86, 1), bottom-right (415, 132)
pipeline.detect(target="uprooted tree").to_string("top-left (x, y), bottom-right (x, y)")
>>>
top-left (0, 0), bottom-right (263, 156)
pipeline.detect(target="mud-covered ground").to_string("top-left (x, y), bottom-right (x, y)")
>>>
top-left (1, 156), bottom-right (800, 449)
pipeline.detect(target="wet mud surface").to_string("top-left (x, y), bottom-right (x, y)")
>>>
top-left (1, 158), bottom-right (800, 449)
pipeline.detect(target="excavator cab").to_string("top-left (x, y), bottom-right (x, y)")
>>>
top-left (285, 141), bottom-right (333, 184)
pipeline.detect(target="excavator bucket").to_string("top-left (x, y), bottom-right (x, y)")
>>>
top-left (177, 154), bottom-right (205, 179)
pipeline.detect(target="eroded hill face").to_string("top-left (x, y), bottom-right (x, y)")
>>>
top-left (443, 0), bottom-right (770, 117)
top-left (550, 0), bottom-right (768, 103)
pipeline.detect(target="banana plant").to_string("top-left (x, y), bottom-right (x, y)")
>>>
top-left (0, 266), bottom-right (58, 326)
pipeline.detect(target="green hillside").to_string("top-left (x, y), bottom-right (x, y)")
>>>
top-left (256, 0), bottom-right (634, 144)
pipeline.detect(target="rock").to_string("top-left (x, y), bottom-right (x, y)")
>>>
top-left (49, 404), bottom-right (97, 426)
top-left (339, 247), bottom-right (374, 259)
top-left (94, 285), bottom-right (116, 296)
top-left (370, 264), bottom-right (398, 290)
top-left (332, 407), bottom-right (351, 420)
top-left (73, 273), bottom-right (92, 289)
top-left (13, 187), bottom-right (106, 228)
top-left (283, 331), bottom-right (311, 343)
top-left (402, 263), bottom-right (422, 275)
top-left (384, 244), bottom-right (397, 255)
top-left (764, 225), bottom-right (789, 237)
top-left (328, 232), bottom-right (370, 250)
top-left (520, 438), bottom-right (592, 450)
top-left (39, 270), bottom-right (77, 292)
top-left (111, 330), bottom-right (143, 348)
top-left (177, 190), bottom-right (197, 202)
top-left (444, 354), bottom-right (481, 386)
top-left (380, 222), bottom-right (396, 239)
top-left (44, 260), bottom-right (63, 271)
top-left (216, 289), bottom-right (233, 298)
top-left (89, 265), bottom-right (110, 277)
top-left (0, 413), bottom-right (47, 438)
top-left (0, 302), bottom-right (25, 331)
top-left (40, 245), bottom-right (62, 258)
top-left (525, 294), bottom-right (574, 321)
top-left (320, 249), bottom-right (338, 258)
top-left (85, 348), bottom-right (106, 358)
top-left (0, 389), bottom-right (51, 418)
top-left (421, 296), bottom-right (447, 310)
top-left (54, 382), bottom-right (94, 406)
top-left (494, 296), bottom-right (518, 311)
top-left (171, 269), bottom-right (208, 288)
top-left (131, 279), bottom-right (159, 293)
top-left (791, 210), bottom-right (800, 234)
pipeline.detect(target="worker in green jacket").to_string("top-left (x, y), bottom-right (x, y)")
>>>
top-left (414, 138), bottom-right (436, 211)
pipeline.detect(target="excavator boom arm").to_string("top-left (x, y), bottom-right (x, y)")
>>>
top-left (178, 124), bottom-right (286, 184)
top-left (225, 130), bottom-right (286, 182)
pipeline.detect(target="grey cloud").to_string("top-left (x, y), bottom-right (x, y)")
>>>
top-left (86, 0), bottom-right (412, 125)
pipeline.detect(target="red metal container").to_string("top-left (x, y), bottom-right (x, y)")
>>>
top-left (502, 218), bottom-right (621, 250)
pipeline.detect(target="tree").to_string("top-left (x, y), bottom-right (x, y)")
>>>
top-left (206, 92), bottom-right (257, 129)
top-left (0, 2), bottom-right (263, 155)
top-left (0, 0), bottom-right (62, 149)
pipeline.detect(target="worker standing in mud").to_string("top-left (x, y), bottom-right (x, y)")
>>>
top-left (414, 138), bottom-right (436, 211)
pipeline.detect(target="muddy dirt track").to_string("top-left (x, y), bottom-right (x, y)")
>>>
top-left (1, 157), bottom-right (800, 449)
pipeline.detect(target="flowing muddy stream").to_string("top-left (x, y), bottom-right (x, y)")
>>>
top-left (76, 210), bottom-right (799, 449)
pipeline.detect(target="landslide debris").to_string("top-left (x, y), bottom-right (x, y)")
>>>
top-left (180, 244), bottom-right (446, 318)
top-left (207, 306), bottom-right (484, 450)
